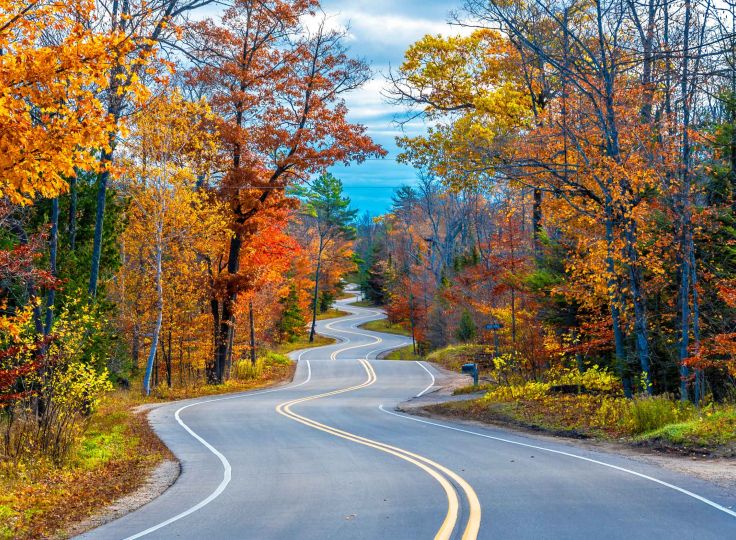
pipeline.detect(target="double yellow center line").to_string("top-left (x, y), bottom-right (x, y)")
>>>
top-left (275, 359), bottom-right (481, 540)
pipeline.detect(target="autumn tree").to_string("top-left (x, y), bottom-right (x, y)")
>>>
top-left (87, 0), bottom-right (220, 298)
top-left (0, 0), bottom-right (131, 205)
top-left (185, 4), bottom-right (384, 382)
top-left (117, 90), bottom-right (222, 394)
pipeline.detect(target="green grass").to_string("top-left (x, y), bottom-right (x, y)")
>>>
top-left (316, 309), bottom-right (349, 320)
top-left (624, 396), bottom-right (694, 434)
top-left (75, 421), bottom-right (128, 470)
top-left (273, 333), bottom-right (336, 354)
top-left (426, 344), bottom-right (486, 371)
top-left (358, 319), bottom-right (411, 336)
top-left (637, 407), bottom-right (736, 448)
top-left (383, 345), bottom-right (422, 360)
top-left (349, 299), bottom-right (375, 307)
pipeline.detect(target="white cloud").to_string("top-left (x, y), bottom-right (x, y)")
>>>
top-left (336, 10), bottom-right (471, 45)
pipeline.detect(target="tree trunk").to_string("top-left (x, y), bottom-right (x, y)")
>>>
top-left (89, 151), bottom-right (112, 297)
top-left (44, 198), bottom-right (58, 335)
top-left (68, 175), bottom-right (77, 251)
top-left (309, 246), bottom-right (323, 343)
top-left (143, 240), bottom-right (163, 396)
top-left (690, 245), bottom-right (702, 402)
top-left (409, 291), bottom-right (417, 355)
top-left (249, 300), bottom-right (257, 365)
top-left (532, 188), bottom-right (542, 262)
top-left (605, 204), bottom-right (631, 396)
top-left (625, 218), bottom-right (653, 394)
top-left (678, 240), bottom-right (691, 400)
top-left (210, 229), bottom-right (243, 383)
top-left (166, 323), bottom-right (172, 388)
top-left (226, 318), bottom-right (235, 380)
top-left (213, 303), bottom-right (232, 383)
top-left (678, 0), bottom-right (693, 401)
top-left (209, 298), bottom-right (220, 382)
top-left (132, 322), bottom-right (140, 372)
top-left (638, 0), bottom-right (657, 124)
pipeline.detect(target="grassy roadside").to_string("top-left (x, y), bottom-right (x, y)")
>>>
top-left (424, 398), bottom-right (736, 456)
top-left (383, 345), bottom-right (422, 360)
top-left (358, 318), bottom-right (411, 337)
top-left (426, 344), bottom-right (486, 371)
top-left (0, 395), bottom-right (172, 540)
top-left (348, 299), bottom-right (375, 308)
top-left (0, 335), bottom-right (335, 539)
top-left (316, 309), bottom-right (349, 321)
top-left (273, 333), bottom-right (336, 355)
top-left (396, 343), bottom-right (736, 456)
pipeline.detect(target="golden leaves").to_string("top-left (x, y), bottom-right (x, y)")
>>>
top-left (0, 0), bottom-right (145, 204)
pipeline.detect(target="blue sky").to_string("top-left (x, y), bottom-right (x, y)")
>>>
top-left (316, 0), bottom-right (464, 215)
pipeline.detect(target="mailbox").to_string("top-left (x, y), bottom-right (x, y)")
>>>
top-left (461, 362), bottom-right (479, 386)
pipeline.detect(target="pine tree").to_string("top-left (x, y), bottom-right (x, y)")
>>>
top-left (278, 284), bottom-right (305, 342)
top-left (456, 309), bottom-right (477, 343)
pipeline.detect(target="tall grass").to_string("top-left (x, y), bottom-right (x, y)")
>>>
top-left (232, 351), bottom-right (291, 381)
top-left (426, 344), bottom-right (485, 370)
top-left (623, 396), bottom-right (694, 434)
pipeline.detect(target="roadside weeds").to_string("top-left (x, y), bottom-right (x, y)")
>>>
top-left (399, 363), bottom-right (736, 493)
top-left (1, 360), bottom-right (298, 540)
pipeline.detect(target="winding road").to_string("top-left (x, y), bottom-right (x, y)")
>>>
top-left (81, 293), bottom-right (736, 540)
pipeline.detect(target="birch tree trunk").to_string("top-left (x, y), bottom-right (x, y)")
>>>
top-left (143, 225), bottom-right (164, 396)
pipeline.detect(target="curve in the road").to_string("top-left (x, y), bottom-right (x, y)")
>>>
top-left (325, 315), bottom-right (383, 360)
top-left (378, 404), bottom-right (736, 520)
top-left (82, 291), bottom-right (736, 540)
top-left (120, 350), bottom-right (315, 540)
top-left (276, 358), bottom-right (481, 540)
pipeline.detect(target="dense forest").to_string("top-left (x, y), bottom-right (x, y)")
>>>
top-left (0, 0), bottom-right (371, 487)
top-left (3, 0), bottom-right (736, 535)
top-left (356, 0), bottom-right (736, 404)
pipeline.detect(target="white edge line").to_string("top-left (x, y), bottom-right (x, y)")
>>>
top-left (122, 358), bottom-right (313, 540)
top-left (415, 361), bottom-right (435, 397)
top-left (377, 405), bottom-right (736, 519)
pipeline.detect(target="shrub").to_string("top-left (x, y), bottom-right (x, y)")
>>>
top-left (319, 290), bottom-right (335, 313)
top-left (483, 381), bottom-right (550, 402)
top-left (1, 301), bottom-right (112, 466)
top-left (622, 396), bottom-right (694, 435)
top-left (591, 397), bottom-right (629, 429)
top-left (455, 310), bottom-right (477, 343)
top-left (550, 365), bottom-right (623, 395)
top-left (232, 351), bottom-right (290, 381)
top-left (260, 351), bottom-right (291, 366)
top-left (233, 358), bottom-right (264, 380)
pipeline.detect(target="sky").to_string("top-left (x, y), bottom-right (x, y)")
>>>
top-left (315, 0), bottom-right (464, 216)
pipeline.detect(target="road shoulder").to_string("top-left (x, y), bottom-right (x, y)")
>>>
top-left (398, 363), bottom-right (736, 493)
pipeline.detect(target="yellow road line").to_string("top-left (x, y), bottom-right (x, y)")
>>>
top-left (275, 359), bottom-right (481, 540)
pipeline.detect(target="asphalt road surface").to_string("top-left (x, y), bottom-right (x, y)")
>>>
top-left (81, 293), bottom-right (736, 540)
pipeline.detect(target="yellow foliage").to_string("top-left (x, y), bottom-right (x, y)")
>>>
top-left (0, 0), bottom-right (139, 204)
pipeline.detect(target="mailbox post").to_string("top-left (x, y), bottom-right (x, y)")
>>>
top-left (461, 363), bottom-right (479, 386)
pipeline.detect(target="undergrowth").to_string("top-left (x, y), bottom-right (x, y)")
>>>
top-left (435, 364), bottom-right (736, 453)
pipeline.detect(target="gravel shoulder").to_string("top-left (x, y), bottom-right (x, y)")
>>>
top-left (64, 458), bottom-right (180, 538)
top-left (400, 362), bottom-right (736, 493)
